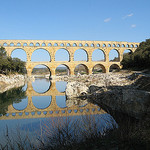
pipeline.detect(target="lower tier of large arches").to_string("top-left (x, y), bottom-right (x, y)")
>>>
top-left (26, 62), bottom-right (121, 76)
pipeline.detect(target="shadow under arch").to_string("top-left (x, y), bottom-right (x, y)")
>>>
top-left (109, 49), bottom-right (120, 62)
top-left (74, 48), bottom-right (88, 61)
top-left (31, 64), bottom-right (51, 94)
top-left (55, 64), bottom-right (70, 76)
top-left (11, 48), bottom-right (27, 62)
top-left (55, 48), bottom-right (70, 61)
top-left (109, 64), bottom-right (120, 72)
top-left (92, 49), bottom-right (106, 61)
top-left (74, 64), bottom-right (89, 75)
top-left (31, 48), bottom-right (51, 62)
top-left (92, 64), bottom-right (106, 73)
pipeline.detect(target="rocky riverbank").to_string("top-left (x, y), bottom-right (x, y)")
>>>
top-left (65, 72), bottom-right (150, 119)
top-left (0, 74), bottom-right (27, 93)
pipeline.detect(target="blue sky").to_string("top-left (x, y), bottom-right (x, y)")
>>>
top-left (0, 0), bottom-right (149, 42)
top-left (1, 0), bottom-right (150, 66)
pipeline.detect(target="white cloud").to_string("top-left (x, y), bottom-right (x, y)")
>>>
top-left (131, 24), bottom-right (136, 28)
top-left (104, 18), bottom-right (111, 22)
top-left (123, 13), bottom-right (134, 19)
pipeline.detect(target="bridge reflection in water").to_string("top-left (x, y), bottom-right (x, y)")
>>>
top-left (0, 79), bottom-right (106, 120)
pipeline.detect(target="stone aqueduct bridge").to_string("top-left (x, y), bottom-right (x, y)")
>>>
top-left (0, 40), bottom-right (139, 75)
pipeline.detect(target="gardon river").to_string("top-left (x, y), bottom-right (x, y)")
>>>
top-left (0, 78), bottom-right (116, 149)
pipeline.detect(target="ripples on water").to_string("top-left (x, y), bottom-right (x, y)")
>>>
top-left (0, 78), bottom-right (116, 147)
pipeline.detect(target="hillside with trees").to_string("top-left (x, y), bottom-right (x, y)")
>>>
top-left (121, 39), bottom-right (150, 70)
top-left (0, 47), bottom-right (26, 75)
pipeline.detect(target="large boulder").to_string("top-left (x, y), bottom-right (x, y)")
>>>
top-left (65, 81), bottom-right (88, 98)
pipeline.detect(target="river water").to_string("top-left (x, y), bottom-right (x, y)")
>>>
top-left (0, 78), bottom-right (116, 148)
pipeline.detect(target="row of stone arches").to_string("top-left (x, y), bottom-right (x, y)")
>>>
top-left (2, 42), bottom-right (139, 48)
top-left (11, 48), bottom-right (133, 62)
top-left (31, 63), bottom-right (120, 76)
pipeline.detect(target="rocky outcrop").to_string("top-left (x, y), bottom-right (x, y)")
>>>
top-left (89, 86), bottom-right (150, 119)
top-left (65, 73), bottom-right (150, 119)
top-left (0, 74), bottom-right (26, 93)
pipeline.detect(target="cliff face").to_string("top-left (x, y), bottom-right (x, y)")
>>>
top-left (0, 74), bottom-right (26, 93)
top-left (65, 73), bottom-right (150, 119)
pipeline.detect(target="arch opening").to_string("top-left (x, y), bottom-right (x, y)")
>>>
top-left (55, 49), bottom-right (70, 61)
top-left (74, 64), bottom-right (89, 75)
top-left (32, 96), bottom-right (52, 109)
top-left (11, 48), bottom-right (27, 62)
top-left (74, 49), bottom-right (88, 61)
top-left (109, 49), bottom-right (120, 62)
top-left (109, 64), bottom-right (120, 72)
top-left (31, 49), bottom-right (51, 62)
top-left (55, 64), bottom-right (70, 76)
top-left (92, 49), bottom-right (105, 61)
top-left (92, 64), bottom-right (106, 74)
top-left (31, 65), bottom-right (51, 93)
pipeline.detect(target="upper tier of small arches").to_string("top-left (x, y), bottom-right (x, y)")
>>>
top-left (0, 40), bottom-right (139, 48)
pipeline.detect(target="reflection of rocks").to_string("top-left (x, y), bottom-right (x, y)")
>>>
top-left (66, 98), bottom-right (88, 107)
top-left (0, 74), bottom-right (26, 93)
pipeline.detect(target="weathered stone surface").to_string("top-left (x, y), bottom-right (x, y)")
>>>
top-left (65, 73), bottom-right (150, 119)
top-left (0, 74), bottom-right (27, 93)
top-left (65, 81), bottom-right (88, 98)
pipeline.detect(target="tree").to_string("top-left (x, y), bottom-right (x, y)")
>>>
top-left (121, 39), bottom-right (150, 70)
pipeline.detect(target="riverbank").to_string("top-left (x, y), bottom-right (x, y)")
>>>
top-left (64, 72), bottom-right (150, 120)
top-left (0, 74), bottom-right (27, 93)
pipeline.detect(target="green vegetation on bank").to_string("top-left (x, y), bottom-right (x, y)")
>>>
top-left (0, 47), bottom-right (26, 75)
top-left (121, 39), bottom-right (150, 70)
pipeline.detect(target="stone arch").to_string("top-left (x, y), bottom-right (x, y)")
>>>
top-left (54, 43), bottom-right (58, 46)
top-left (130, 44), bottom-right (134, 48)
top-left (97, 44), bottom-right (100, 47)
top-left (103, 44), bottom-right (106, 47)
top-left (74, 49), bottom-right (88, 61)
top-left (11, 48), bottom-right (27, 62)
top-left (92, 49), bottom-right (105, 61)
top-left (67, 43), bottom-right (71, 47)
top-left (126, 44), bottom-right (129, 48)
top-left (55, 48), bottom-right (70, 61)
top-left (13, 97), bottom-right (28, 111)
top-left (117, 44), bottom-right (120, 47)
top-left (48, 43), bottom-right (52, 46)
top-left (122, 44), bottom-right (125, 47)
top-left (42, 43), bottom-right (46, 47)
top-left (91, 43), bottom-right (94, 47)
top-left (73, 43), bottom-right (77, 47)
top-left (36, 42), bottom-right (40, 46)
top-left (60, 43), bottom-right (64, 47)
top-left (17, 42), bottom-right (21, 46)
top-left (3, 43), bottom-right (8, 47)
top-left (74, 64), bottom-right (89, 75)
top-left (112, 44), bottom-right (116, 47)
top-left (23, 43), bottom-right (28, 46)
top-left (79, 43), bottom-right (83, 47)
top-left (29, 43), bottom-right (34, 46)
top-left (109, 49), bottom-right (120, 62)
top-left (109, 64), bottom-right (120, 72)
top-left (108, 44), bottom-right (111, 47)
top-left (92, 64), bottom-right (106, 73)
top-left (32, 96), bottom-right (52, 109)
top-left (10, 43), bottom-right (14, 46)
top-left (123, 49), bottom-right (133, 54)
top-left (55, 64), bottom-right (70, 76)
top-left (31, 64), bottom-right (51, 93)
top-left (85, 43), bottom-right (89, 47)
top-left (31, 48), bottom-right (51, 62)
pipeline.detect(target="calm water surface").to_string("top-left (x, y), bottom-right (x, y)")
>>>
top-left (0, 78), bottom-right (116, 146)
